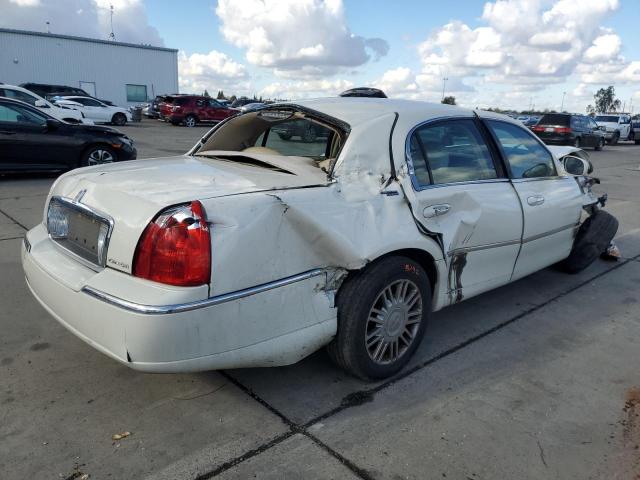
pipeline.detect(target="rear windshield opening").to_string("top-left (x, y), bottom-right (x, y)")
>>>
top-left (194, 109), bottom-right (345, 173)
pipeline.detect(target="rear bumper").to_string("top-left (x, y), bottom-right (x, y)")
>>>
top-left (22, 224), bottom-right (336, 372)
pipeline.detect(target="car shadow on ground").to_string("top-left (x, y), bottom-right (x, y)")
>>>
top-left (221, 254), bottom-right (632, 425)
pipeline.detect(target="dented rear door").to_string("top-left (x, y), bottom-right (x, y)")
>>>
top-left (402, 118), bottom-right (523, 304)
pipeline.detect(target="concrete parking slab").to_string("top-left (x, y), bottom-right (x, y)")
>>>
top-left (1, 123), bottom-right (639, 479)
top-left (215, 434), bottom-right (361, 480)
top-left (0, 239), bottom-right (289, 480)
top-left (311, 260), bottom-right (640, 480)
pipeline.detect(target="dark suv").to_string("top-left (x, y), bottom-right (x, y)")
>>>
top-left (532, 113), bottom-right (605, 150)
top-left (160, 95), bottom-right (236, 127)
top-left (20, 83), bottom-right (115, 106)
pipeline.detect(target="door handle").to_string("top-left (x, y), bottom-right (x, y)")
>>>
top-left (423, 204), bottom-right (451, 218)
top-left (527, 195), bottom-right (545, 206)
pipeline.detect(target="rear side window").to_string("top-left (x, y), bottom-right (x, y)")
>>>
top-left (3, 89), bottom-right (37, 105)
top-left (487, 120), bottom-right (557, 179)
top-left (408, 119), bottom-right (498, 186)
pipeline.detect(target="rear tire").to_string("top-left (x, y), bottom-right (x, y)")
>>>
top-left (594, 137), bottom-right (604, 151)
top-left (327, 256), bottom-right (431, 380)
top-left (112, 113), bottom-right (127, 126)
top-left (184, 115), bottom-right (197, 127)
top-left (574, 137), bottom-right (581, 148)
top-left (558, 210), bottom-right (618, 274)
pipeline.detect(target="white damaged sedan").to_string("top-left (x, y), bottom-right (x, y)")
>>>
top-left (22, 98), bottom-right (618, 380)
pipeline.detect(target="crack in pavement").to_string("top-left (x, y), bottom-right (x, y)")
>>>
top-left (0, 208), bottom-right (28, 231)
top-left (194, 253), bottom-right (640, 479)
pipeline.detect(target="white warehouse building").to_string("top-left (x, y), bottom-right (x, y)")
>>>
top-left (0, 28), bottom-right (178, 107)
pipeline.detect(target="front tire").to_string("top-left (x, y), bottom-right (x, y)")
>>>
top-left (112, 113), bottom-right (127, 126)
top-left (558, 210), bottom-right (618, 274)
top-left (608, 132), bottom-right (619, 145)
top-left (80, 145), bottom-right (116, 167)
top-left (327, 256), bottom-right (431, 380)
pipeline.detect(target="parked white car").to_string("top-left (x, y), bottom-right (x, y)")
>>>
top-left (53, 96), bottom-right (132, 126)
top-left (0, 84), bottom-right (88, 124)
top-left (22, 99), bottom-right (617, 380)
top-left (594, 113), bottom-right (632, 144)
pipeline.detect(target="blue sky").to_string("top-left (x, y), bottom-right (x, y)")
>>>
top-left (3, 0), bottom-right (640, 112)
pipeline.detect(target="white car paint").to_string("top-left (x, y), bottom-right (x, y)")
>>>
top-left (22, 98), bottom-right (601, 373)
top-left (594, 113), bottom-right (632, 141)
top-left (53, 96), bottom-right (132, 125)
top-left (0, 84), bottom-right (90, 124)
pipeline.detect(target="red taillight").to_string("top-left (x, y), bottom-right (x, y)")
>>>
top-left (532, 126), bottom-right (545, 132)
top-left (555, 127), bottom-right (571, 134)
top-left (133, 201), bottom-right (211, 286)
top-left (172, 105), bottom-right (181, 112)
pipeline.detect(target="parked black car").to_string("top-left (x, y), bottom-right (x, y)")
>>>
top-left (20, 83), bottom-right (115, 106)
top-left (339, 87), bottom-right (387, 98)
top-left (0, 97), bottom-right (136, 172)
top-left (532, 113), bottom-right (605, 150)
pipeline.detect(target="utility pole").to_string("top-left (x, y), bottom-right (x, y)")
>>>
top-left (45, 21), bottom-right (50, 33)
top-left (560, 91), bottom-right (566, 112)
top-left (441, 77), bottom-right (448, 101)
top-left (108, 4), bottom-right (115, 41)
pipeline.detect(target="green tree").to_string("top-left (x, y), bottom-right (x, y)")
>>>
top-left (441, 96), bottom-right (456, 105)
top-left (217, 90), bottom-right (225, 99)
top-left (229, 95), bottom-right (237, 102)
top-left (203, 89), bottom-right (210, 97)
top-left (593, 86), bottom-right (621, 113)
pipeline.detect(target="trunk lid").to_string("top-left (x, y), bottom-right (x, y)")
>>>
top-left (50, 154), bottom-right (327, 274)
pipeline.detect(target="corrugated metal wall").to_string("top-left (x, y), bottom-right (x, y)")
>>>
top-left (0, 29), bottom-right (178, 107)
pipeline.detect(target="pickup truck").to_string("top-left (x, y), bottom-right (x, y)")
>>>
top-left (594, 113), bottom-right (633, 144)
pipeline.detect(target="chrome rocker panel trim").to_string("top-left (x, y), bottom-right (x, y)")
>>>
top-left (81, 268), bottom-right (326, 315)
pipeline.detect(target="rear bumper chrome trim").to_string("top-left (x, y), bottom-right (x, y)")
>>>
top-left (81, 268), bottom-right (326, 315)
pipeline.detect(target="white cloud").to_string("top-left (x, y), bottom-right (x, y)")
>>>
top-left (178, 50), bottom-right (250, 94)
top-left (0, 0), bottom-right (163, 45)
top-left (417, 0), bottom-right (621, 86)
top-left (215, 0), bottom-right (388, 76)
top-left (259, 79), bottom-right (354, 100)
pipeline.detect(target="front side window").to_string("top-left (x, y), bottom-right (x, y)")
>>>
top-left (126, 84), bottom-right (147, 102)
top-left (487, 120), bottom-right (557, 179)
top-left (77, 97), bottom-right (101, 107)
top-left (408, 119), bottom-right (498, 186)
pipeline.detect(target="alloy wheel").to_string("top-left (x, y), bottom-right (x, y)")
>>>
top-left (185, 116), bottom-right (196, 127)
top-left (365, 279), bottom-right (423, 365)
top-left (87, 149), bottom-right (115, 165)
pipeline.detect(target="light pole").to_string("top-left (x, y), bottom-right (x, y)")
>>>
top-left (560, 91), bottom-right (566, 112)
top-left (441, 77), bottom-right (448, 101)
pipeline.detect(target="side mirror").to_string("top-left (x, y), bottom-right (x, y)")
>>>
top-left (563, 155), bottom-right (591, 176)
top-left (45, 118), bottom-right (62, 131)
top-left (35, 99), bottom-right (49, 108)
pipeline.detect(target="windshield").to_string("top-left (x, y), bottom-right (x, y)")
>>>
top-left (594, 115), bottom-right (619, 122)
